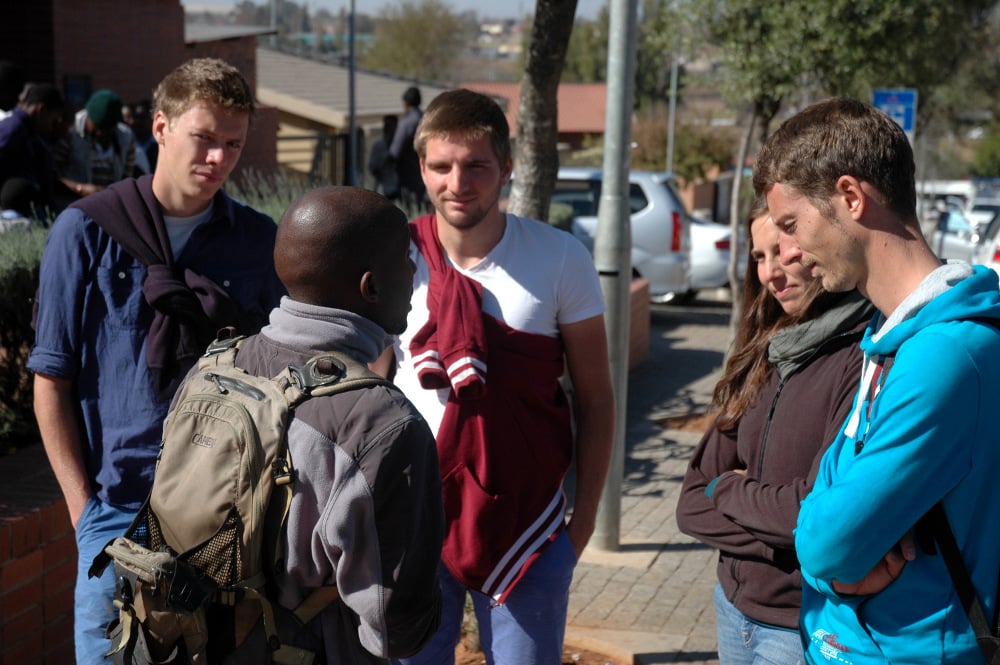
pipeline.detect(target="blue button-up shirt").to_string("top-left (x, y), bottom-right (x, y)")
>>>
top-left (28, 184), bottom-right (285, 509)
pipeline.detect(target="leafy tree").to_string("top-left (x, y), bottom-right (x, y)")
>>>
top-left (361, 0), bottom-right (472, 81)
top-left (700, 0), bottom-right (995, 327)
top-left (975, 126), bottom-right (1000, 177)
top-left (562, 7), bottom-right (609, 83)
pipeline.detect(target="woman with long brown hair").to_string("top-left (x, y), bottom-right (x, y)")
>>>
top-left (676, 196), bottom-right (873, 664)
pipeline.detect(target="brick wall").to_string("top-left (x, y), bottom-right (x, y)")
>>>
top-left (629, 278), bottom-right (650, 370)
top-left (51, 0), bottom-right (186, 108)
top-left (0, 446), bottom-right (75, 665)
top-left (186, 37), bottom-right (258, 93)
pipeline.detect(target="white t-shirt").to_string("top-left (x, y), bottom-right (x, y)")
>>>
top-left (394, 213), bottom-right (606, 434)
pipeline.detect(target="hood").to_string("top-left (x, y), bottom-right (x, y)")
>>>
top-left (863, 264), bottom-right (1000, 357)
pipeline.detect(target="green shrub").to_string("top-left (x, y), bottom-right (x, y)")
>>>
top-left (0, 225), bottom-right (49, 452)
top-left (228, 169), bottom-right (318, 221)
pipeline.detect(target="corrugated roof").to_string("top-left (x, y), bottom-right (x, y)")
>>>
top-left (185, 24), bottom-right (277, 43)
top-left (256, 47), bottom-right (452, 129)
top-left (255, 48), bottom-right (607, 137)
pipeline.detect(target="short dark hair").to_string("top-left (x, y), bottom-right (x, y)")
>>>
top-left (753, 97), bottom-right (917, 221)
top-left (403, 86), bottom-right (421, 108)
top-left (415, 88), bottom-right (511, 167)
top-left (20, 83), bottom-right (64, 109)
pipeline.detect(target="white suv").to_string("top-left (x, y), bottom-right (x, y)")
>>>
top-left (550, 167), bottom-right (692, 303)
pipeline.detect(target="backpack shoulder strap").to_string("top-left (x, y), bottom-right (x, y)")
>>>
top-left (926, 502), bottom-right (1000, 660)
top-left (281, 351), bottom-right (390, 407)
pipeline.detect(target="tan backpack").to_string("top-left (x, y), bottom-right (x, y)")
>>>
top-left (90, 334), bottom-right (389, 665)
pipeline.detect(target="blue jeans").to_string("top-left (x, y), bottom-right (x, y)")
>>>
top-left (714, 583), bottom-right (805, 665)
top-left (394, 530), bottom-right (577, 665)
top-left (75, 497), bottom-right (137, 665)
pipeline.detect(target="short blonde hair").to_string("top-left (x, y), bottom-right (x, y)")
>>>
top-left (153, 58), bottom-right (255, 122)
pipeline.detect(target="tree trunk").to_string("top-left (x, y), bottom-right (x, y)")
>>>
top-left (507, 0), bottom-right (579, 221)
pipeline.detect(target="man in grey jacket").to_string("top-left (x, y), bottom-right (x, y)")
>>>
top-left (229, 186), bottom-right (444, 662)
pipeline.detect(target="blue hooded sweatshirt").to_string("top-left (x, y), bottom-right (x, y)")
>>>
top-left (796, 264), bottom-right (1000, 664)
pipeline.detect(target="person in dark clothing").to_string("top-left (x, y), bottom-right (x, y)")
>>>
top-left (369, 113), bottom-right (399, 198)
top-left (0, 82), bottom-right (66, 218)
top-left (389, 86), bottom-right (425, 209)
top-left (675, 195), bottom-right (873, 665)
top-left (191, 186), bottom-right (445, 663)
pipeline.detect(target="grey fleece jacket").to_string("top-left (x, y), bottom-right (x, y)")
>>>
top-left (234, 297), bottom-right (444, 664)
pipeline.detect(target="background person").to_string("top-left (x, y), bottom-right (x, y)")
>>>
top-left (0, 82), bottom-right (65, 218)
top-left (756, 97), bottom-right (1000, 664)
top-left (389, 88), bottom-right (615, 665)
top-left (28, 58), bottom-right (285, 665)
top-left (389, 85), bottom-right (425, 210)
top-left (676, 196), bottom-right (872, 664)
top-left (54, 87), bottom-right (136, 201)
top-left (368, 113), bottom-right (399, 198)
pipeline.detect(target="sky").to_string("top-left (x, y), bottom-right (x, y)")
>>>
top-left (181, 0), bottom-right (606, 21)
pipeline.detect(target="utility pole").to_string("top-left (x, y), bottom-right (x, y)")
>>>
top-left (347, 0), bottom-right (358, 186)
top-left (590, 0), bottom-right (639, 552)
top-left (269, 0), bottom-right (278, 48)
top-left (666, 52), bottom-right (679, 174)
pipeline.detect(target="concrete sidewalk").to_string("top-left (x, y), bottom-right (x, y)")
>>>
top-left (566, 295), bottom-right (734, 665)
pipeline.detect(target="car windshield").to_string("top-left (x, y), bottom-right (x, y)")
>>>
top-left (550, 179), bottom-right (649, 216)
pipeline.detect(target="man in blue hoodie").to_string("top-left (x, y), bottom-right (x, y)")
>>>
top-left (753, 97), bottom-right (1000, 664)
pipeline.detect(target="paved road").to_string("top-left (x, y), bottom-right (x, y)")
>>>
top-left (566, 291), bottom-right (734, 665)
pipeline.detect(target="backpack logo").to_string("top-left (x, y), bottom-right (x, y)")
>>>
top-left (191, 432), bottom-right (216, 448)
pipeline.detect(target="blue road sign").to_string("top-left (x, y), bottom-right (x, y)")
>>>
top-left (873, 88), bottom-right (918, 139)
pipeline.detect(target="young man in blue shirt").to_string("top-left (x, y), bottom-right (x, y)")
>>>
top-left (755, 98), bottom-right (1000, 664)
top-left (28, 58), bottom-right (284, 665)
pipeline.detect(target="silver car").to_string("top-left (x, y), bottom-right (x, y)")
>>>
top-left (550, 168), bottom-right (692, 303)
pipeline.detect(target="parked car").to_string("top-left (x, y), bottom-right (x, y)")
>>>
top-left (971, 212), bottom-right (1000, 274)
top-left (688, 215), bottom-right (745, 298)
top-left (929, 205), bottom-right (982, 262)
top-left (967, 197), bottom-right (1000, 232)
top-left (548, 167), bottom-right (692, 303)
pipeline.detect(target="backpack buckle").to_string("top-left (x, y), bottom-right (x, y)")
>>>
top-left (204, 328), bottom-right (246, 357)
top-left (289, 354), bottom-right (347, 394)
top-left (166, 559), bottom-right (217, 612)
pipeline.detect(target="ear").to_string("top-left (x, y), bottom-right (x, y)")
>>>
top-left (835, 175), bottom-right (866, 220)
top-left (359, 271), bottom-right (378, 303)
top-left (152, 110), bottom-right (169, 146)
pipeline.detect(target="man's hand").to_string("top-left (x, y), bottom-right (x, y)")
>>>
top-left (566, 517), bottom-right (594, 559)
top-left (832, 532), bottom-right (916, 596)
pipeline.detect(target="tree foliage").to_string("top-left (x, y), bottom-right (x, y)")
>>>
top-left (562, 7), bottom-right (609, 83)
top-left (360, 0), bottom-right (473, 81)
top-left (975, 126), bottom-right (1000, 177)
top-left (700, 0), bottom-right (995, 336)
top-left (562, 0), bottom-right (694, 110)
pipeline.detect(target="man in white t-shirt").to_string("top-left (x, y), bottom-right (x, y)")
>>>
top-left (388, 88), bottom-right (615, 665)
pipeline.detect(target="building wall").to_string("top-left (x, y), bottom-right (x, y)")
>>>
top-left (52, 0), bottom-right (186, 110)
top-left (186, 36), bottom-right (258, 92)
top-left (0, 1), bottom-right (57, 85)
